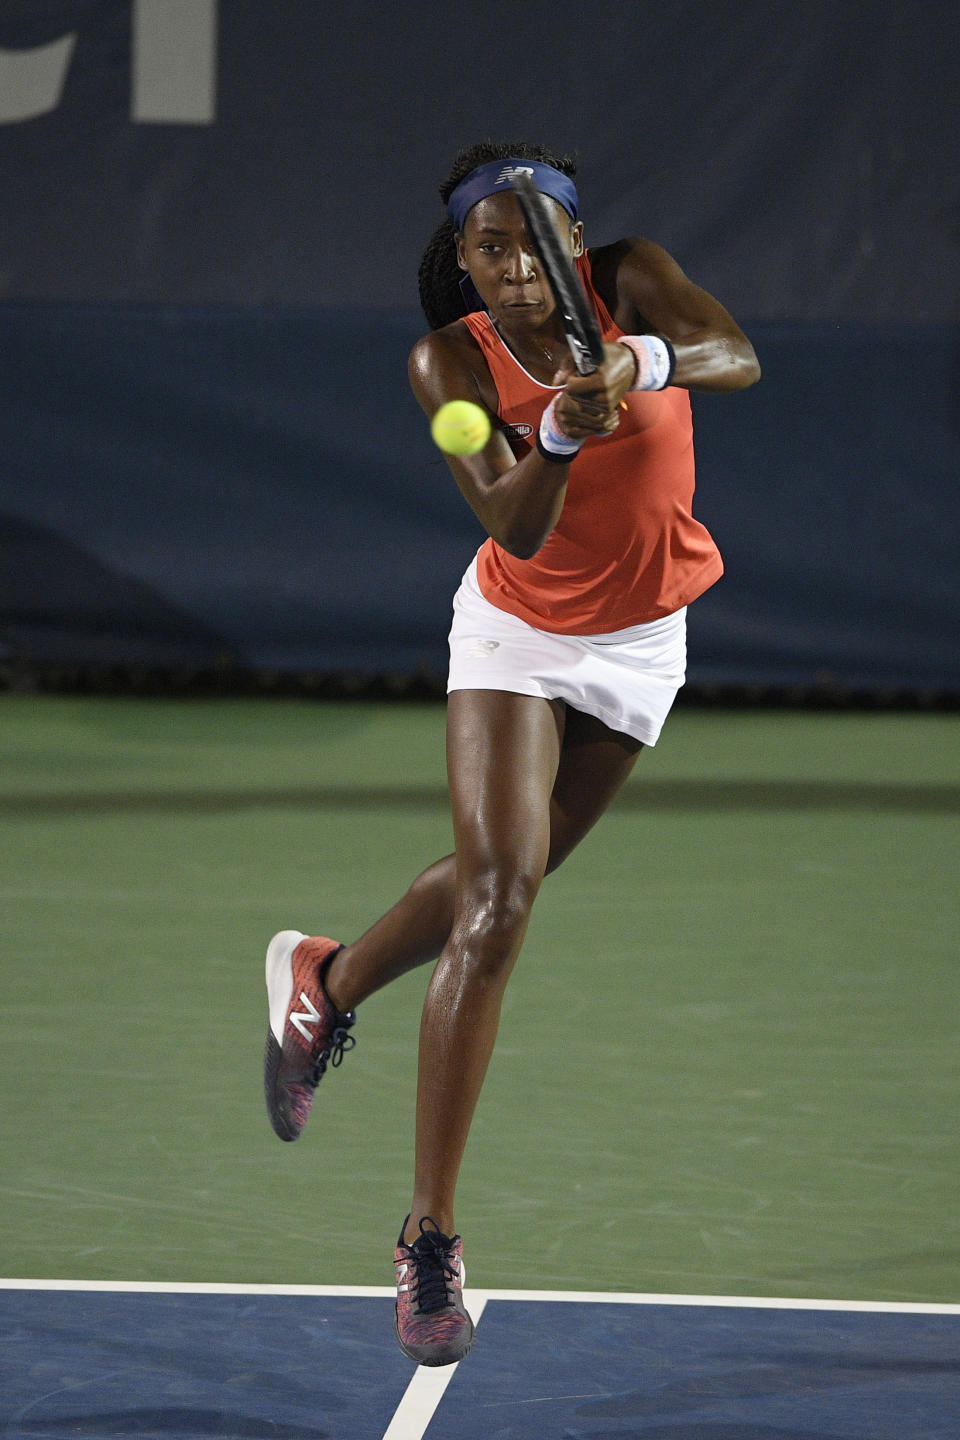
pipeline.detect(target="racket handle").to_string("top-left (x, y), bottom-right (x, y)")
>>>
top-left (567, 331), bottom-right (598, 375)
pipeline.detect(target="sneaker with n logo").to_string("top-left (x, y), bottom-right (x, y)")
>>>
top-left (394, 1216), bottom-right (475, 1367)
top-left (263, 930), bottom-right (356, 1141)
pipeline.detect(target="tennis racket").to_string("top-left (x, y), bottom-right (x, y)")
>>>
top-left (509, 169), bottom-right (605, 376)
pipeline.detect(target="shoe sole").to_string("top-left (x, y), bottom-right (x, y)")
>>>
top-left (264, 929), bottom-right (307, 1143)
top-left (394, 1310), bottom-right (476, 1368)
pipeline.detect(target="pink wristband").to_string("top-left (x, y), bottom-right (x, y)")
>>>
top-left (536, 394), bottom-right (583, 462)
top-left (618, 334), bottom-right (676, 391)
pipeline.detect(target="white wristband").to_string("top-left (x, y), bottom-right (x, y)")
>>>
top-left (618, 334), bottom-right (676, 391)
top-left (536, 394), bottom-right (583, 463)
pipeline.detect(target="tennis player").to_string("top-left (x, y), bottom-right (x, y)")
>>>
top-left (263, 141), bottom-right (760, 1367)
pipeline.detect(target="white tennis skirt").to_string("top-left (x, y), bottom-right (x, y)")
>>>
top-left (447, 557), bottom-right (687, 746)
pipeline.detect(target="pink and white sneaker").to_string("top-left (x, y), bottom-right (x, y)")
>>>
top-left (263, 930), bottom-right (355, 1142)
top-left (394, 1216), bottom-right (475, 1367)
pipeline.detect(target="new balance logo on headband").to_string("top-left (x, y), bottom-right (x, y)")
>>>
top-left (495, 165), bottom-right (534, 185)
top-left (447, 158), bottom-right (580, 232)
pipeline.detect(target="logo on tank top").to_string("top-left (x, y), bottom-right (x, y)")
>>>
top-left (501, 422), bottom-right (533, 443)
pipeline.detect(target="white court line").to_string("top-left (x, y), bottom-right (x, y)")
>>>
top-left (0, 1279), bottom-right (397, 1297)
top-left (1, 1279), bottom-right (957, 1314)
top-left (381, 1295), bottom-right (488, 1440)
top-left (3, 1283), bottom-right (956, 1440)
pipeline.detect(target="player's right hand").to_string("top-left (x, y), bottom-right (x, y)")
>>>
top-left (551, 342), bottom-right (635, 439)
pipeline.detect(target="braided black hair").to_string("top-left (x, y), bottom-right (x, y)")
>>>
top-left (417, 141), bottom-right (578, 330)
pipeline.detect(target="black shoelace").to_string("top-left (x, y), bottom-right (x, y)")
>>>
top-left (400, 1221), bottom-right (459, 1313)
top-left (308, 1013), bottom-right (356, 1087)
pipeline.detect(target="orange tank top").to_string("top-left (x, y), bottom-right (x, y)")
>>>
top-left (461, 252), bottom-right (723, 633)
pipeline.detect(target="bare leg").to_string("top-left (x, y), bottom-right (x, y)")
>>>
top-left (323, 853), bottom-right (456, 1013)
top-left (403, 688), bottom-right (564, 1240)
top-left (324, 704), bottom-right (642, 1014)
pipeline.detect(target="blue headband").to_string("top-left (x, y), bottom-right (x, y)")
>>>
top-left (446, 158), bottom-right (579, 233)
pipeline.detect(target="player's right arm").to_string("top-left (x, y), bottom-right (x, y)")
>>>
top-left (409, 325), bottom-right (567, 558)
top-left (409, 324), bottom-right (619, 559)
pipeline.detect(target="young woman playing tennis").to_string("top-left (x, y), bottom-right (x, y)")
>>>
top-left (263, 141), bottom-right (760, 1367)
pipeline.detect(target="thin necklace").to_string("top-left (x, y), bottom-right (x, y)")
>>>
top-left (492, 318), bottom-right (565, 370)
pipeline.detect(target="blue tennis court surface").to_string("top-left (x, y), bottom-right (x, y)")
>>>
top-left (1, 1284), bottom-right (957, 1439)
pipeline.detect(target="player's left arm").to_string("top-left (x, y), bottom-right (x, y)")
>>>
top-left (611, 238), bottom-right (761, 392)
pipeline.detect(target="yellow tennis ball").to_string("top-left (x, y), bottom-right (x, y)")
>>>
top-left (430, 400), bottom-right (491, 456)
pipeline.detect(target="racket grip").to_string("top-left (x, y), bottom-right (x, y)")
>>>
top-left (568, 334), bottom-right (598, 377)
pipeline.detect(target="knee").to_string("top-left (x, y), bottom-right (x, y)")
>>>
top-left (463, 866), bottom-right (539, 939)
top-left (407, 855), bottom-right (455, 910)
top-left (453, 866), bottom-right (541, 976)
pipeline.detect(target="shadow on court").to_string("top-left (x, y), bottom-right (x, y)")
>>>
top-left (9, 1413), bottom-right (329, 1438)
top-left (2, 779), bottom-right (959, 817)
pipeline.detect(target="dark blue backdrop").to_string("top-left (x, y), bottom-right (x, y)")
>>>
top-left (2, 2), bottom-right (958, 690)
